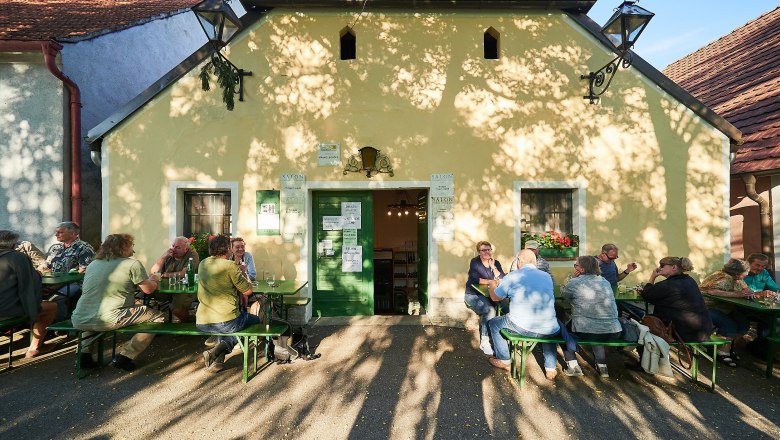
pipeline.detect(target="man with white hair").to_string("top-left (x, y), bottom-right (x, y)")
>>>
top-left (487, 249), bottom-right (560, 380)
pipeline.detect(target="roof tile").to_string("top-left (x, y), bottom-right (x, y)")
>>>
top-left (0, 0), bottom-right (203, 41)
top-left (663, 7), bottom-right (780, 175)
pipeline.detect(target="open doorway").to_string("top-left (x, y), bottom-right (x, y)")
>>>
top-left (311, 188), bottom-right (427, 317)
top-left (373, 189), bottom-right (427, 315)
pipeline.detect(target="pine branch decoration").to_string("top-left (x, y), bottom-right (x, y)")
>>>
top-left (199, 52), bottom-right (239, 111)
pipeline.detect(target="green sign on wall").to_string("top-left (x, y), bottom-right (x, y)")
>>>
top-left (256, 190), bottom-right (280, 235)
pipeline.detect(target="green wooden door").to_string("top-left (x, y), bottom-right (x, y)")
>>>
top-left (312, 191), bottom-right (374, 316)
top-left (416, 190), bottom-right (429, 313)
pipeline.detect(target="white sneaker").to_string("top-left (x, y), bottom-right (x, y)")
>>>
top-left (204, 336), bottom-right (217, 347)
top-left (563, 364), bottom-right (584, 377)
top-left (480, 339), bottom-right (494, 356)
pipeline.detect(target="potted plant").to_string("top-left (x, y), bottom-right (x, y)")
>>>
top-left (522, 231), bottom-right (579, 259)
top-left (188, 233), bottom-right (215, 261)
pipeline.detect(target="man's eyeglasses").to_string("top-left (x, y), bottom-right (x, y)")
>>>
top-left (479, 248), bottom-right (492, 253)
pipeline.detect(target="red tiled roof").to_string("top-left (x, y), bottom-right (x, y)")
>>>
top-left (0, 0), bottom-right (202, 41)
top-left (663, 7), bottom-right (780, 175)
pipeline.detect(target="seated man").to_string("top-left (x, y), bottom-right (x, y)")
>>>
top-left (43, 222), bottom-right (95, 320)
top-left (743, 253), bottom-right (779, 345)
top-left (0, 230), bottom-right (58, 358)
top-left (44, 221), bottom-right (95, 273)
top-left (230, 237), bottom-right (256, 282)
top-left (487, 249), bottom-right (561, 380)
top-left (197, 235), bottom-right (258, 371)
top-left (149, 236), bottom-right (200, 322)
top-left (71, 233), bottom-right (163, 371)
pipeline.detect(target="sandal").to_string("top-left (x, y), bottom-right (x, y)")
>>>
top-left (716, 353), bottom-right (737, 367)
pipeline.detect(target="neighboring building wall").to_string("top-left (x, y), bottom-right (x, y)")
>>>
top-left (0, 52), bottom-right (64, 249)
top-left (58, 10), bottom-right (209, 246)
top-left (99, 10), bottom-right (732, 321)
top-left (730, 175), bottom-right (772, 260)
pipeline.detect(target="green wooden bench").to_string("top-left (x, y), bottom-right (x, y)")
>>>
top-left (47, 320), bottom-right (288, 383)
top-left (500, 329), bottom-right (730, 392)
top-left (1, 316), bottom-right (28, 372)
top-left (767, 335), bottom-right (780, 378)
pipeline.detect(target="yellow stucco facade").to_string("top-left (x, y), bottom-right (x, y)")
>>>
top-left (100, 9), bottom-right (731, 321)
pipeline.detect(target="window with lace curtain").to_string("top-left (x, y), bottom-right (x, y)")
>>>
top-left (183, 191), bottom-right (232, 236)
top-left (521, 189), bottom-right (573, 236)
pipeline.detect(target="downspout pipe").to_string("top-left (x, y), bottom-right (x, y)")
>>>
top-left (741, 173), bottom-right (773, 265)
top-left (0, 40), bottom-right (83, 228)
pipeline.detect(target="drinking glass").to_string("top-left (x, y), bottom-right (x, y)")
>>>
top-left (265, 272), bottom-right (275, 290)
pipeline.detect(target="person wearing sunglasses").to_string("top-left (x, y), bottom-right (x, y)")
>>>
top-left (464, 241), bottom-right (506, 355)
top-left (596, 243), bottom-right (637, 291)
top-left (639, 257), bottom-right (713, 345)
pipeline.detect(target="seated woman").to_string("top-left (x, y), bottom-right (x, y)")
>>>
top-left (700, 258), bottom-right (754, 367)
top-left (71, 234), bottom-right (163, 371)
top-left (640, 256), bottom-right (713, 343)
top-left (464, 240), bottom-right (505, 355)
top-left (197, 234), bottom-right (260, 371)
top-left (560, 256), bottom-right (622, 378)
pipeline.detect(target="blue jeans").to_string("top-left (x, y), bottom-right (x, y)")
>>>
top-left (488, 315), bottom-right (560, 370)
top-left (709, 309), bottom-right (750, 337)
top-left (465, 293), bottom-right (496, 337)
top-left (196, 311), bottom-right (261, 352)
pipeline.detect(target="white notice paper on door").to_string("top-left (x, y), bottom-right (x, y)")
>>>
top-left (342, 245), bottom-right (362, 272)
top-left (341, 202), bottom-right (361, 229)
top-left (323, 216), bottom-right (344, 231)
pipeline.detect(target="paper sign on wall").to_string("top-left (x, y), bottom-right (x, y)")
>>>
top-left (256, 190), bottom-right (281, 235)
top-left (431, 173), bottom-right (455, 242)
top-left (317, 143), bottom-right (341, 166)
top-left (343, 229), bottom-right (357, 246)
top-left (323, 216), bottom-right (344, 231)
top-left (342, 245), bottom-right (362, 272)
top-left (281, 174), bottom-right (306, 243)
top-left (341, 202), bottom-right (361, 229)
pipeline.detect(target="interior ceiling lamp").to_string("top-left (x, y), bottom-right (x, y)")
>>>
top-left (387, 196), bottom-right (420, 217)
top-left (193, 0), bottom-right (253, 105)
top-left (581, 1), bottom-right (654, 104)
top-left (343, 146), bottom-right (394, 178)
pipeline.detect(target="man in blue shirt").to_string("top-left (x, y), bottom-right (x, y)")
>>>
top-left (596, 243), bottom-right (637, 290)
top-left (487, 249), bottom-right (560, 380)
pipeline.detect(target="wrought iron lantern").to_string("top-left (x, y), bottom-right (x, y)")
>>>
top-left (193, 0), bottom-right (252, 107)
top-left (343, 146), bottom-right (394, 178)
top-left (581, 1), bottom-right (654, 104)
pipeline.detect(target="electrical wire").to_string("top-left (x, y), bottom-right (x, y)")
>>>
top-left (349, 0), bottom-right (370, 30)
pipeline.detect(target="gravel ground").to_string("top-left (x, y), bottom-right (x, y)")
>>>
top-left (1, 322), bottom-right (779, 440)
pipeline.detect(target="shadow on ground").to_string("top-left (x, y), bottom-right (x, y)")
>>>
top-left (1, 324), bottom-right (779, 439)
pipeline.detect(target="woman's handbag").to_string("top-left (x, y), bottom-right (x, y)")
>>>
top-left (640, 315), bottom-right (675, 343)
top-left (641, 315), bottom-right (691, 369)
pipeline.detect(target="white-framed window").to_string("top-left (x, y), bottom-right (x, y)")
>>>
top-left (168, 181), bottom-right (238, 240)
top-left (514, 181), bottom-right (587, 264)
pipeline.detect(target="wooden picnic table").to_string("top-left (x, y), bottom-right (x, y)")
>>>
top-left (702, 293), bottom-right (780, 377)
top-left (41, 271), bottom-right (85, 297)
top-left (153, 280), bottom-right (309, 324)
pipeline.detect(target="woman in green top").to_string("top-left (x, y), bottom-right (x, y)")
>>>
top-left (71, 234), bottom-right (163, 371)
top-left (196, 234), bottom-right (257, 371)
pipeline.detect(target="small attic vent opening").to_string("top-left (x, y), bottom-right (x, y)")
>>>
top-left (484, 27), bottom-right (499, 59)
top-left (340, 27), bottom-right (356, 60)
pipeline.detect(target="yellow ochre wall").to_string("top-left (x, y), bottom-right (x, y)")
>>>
top-left (102, 9), bottom-right (730, 320)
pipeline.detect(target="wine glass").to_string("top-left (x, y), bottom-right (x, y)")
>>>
top-left (265, 272), bottom-right (275, 290)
